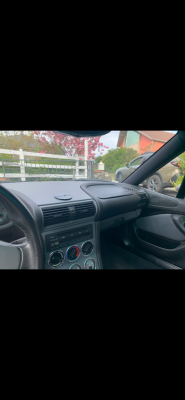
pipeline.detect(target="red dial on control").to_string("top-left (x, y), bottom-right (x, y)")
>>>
top-left (67, 246), bottom-right (80, 261)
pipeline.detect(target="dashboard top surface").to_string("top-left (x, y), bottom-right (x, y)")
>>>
top-left (1, 181), bottom-right (142, 206)
top-left (1, 181), bottom-right (92, 206)
top-left (0, 181), bottom-right (149, 232)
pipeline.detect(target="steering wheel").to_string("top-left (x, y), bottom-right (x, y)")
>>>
top-left (0, 184), bottom-right (45, 269)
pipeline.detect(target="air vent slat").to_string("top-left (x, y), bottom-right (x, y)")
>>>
top-left (44, 211), bottom-right (70, 216)
top-left (42, 202), bottom-right (96, 227)
top-left (43, 208), bottom-right (70, 214)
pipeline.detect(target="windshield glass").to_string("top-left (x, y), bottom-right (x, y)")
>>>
top-left (0, 130), bottom-right (181, 197)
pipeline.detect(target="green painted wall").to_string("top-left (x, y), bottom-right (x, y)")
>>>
top-left (126, 131), bottom-right (140, 147)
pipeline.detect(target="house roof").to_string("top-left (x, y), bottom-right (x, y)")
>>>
top-left (117, 131), bottom-right (175, 147)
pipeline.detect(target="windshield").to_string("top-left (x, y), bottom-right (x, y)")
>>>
top-left (0, 130), bottom-right (181, 197)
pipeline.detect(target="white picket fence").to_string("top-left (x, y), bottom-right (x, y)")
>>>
top-left (0, 149), bottom-right (89, 181)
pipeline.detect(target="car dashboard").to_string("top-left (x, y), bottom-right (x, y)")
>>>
top-left (0, 181), bottom-right (149, 269)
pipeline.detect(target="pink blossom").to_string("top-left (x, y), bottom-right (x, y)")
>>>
top-left (36, 132), bottom-right (105, 158)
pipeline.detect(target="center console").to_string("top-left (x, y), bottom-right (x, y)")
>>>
top-left (42, 222), bottom-right (99, 269)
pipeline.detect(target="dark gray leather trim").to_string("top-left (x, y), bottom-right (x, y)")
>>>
top-left (135, 214), bottom-right (185, 242)
top-left (146, 190), bottom-right (178, 208)
top-left (0, 241), bottom-right (21, 269)
top-left (10, 189), bottom-right (43, 230)
top-left (0, 184), bottom-right (45, 269)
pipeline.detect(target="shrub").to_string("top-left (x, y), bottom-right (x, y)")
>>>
top-left (171, 153), bottom-right (185, 188)
top-left (101, 147), bottom-right (139, 173)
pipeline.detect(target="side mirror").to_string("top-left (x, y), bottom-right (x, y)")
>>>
top-left (126, 164), bottom-right (129, 168)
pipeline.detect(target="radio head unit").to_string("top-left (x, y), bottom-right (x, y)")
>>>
top-left (45, 224), bottom-right (93, 253)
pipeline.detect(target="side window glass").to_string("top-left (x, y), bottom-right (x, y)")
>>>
top-left (169, 154), bottom-right (185, 196)
top-left (144, 153), bottom-right (184, 197)
top-left (130, 158), bottom-right (143, 167)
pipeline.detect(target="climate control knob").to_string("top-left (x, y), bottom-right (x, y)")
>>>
top-left (82, 241), bottom-right (93, 256)
top-left (66, 246), bottom-right (80, 262)
top-left (49, 251), bottom-right (65, 268)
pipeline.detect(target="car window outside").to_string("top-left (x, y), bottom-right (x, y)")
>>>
top-left (0, 131), bottom-right (180, 198)
top-left (141, 154), bottom-right (183, 197)
top-left (113, 131), bottom-right (179, 197)
top-left (122, 152), bottom-right (184, 198)
top-left (130, 157), bottom-right (143, 167)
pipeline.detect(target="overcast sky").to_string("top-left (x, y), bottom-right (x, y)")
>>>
top-left (96, 131), bottom-right (178, 156)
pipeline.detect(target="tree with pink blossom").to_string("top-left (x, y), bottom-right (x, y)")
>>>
top-left (34, 131), bottom-right (108, 159)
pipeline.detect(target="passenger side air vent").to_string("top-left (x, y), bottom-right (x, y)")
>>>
top-left (136, 192), bottom-right (148, 208)
top-left (42, 202), bottom-right (96, 227)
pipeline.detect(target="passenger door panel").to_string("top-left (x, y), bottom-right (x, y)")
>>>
top-left (127, 189), bottom-right (185, 269)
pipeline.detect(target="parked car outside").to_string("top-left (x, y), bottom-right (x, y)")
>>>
top-left (115, 152), bottom-right (182, 191)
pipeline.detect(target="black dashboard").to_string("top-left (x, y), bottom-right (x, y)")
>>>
top-left (0, 181), bottom-right (149, 269)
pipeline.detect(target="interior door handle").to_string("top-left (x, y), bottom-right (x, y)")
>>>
top-left (172, 215), bottom-right (185, 234)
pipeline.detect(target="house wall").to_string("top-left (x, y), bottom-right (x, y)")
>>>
top-left (139, 135), bottom-right (152, 153)
top-left (127, 142), bottom-right (140, 152)
top-left (153, 142), bottom-right (165, 152)
top-left (119, 132), bottom-right (166, 154)
top-left (120, 131), bottom-right (140, 152)
top-left (126, 131), bottom-right (140, 147)
top-left (139, 135), bottom-right (165, 154)
top-left (120, 137), bottom-right (139, 152)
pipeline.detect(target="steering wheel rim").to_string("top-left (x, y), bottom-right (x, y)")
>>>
top-left (0, 184), bottom-right (45, 269)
